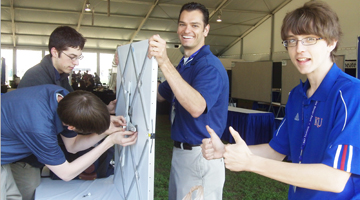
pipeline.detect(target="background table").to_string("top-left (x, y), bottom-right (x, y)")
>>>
top-left (221, 106), bottom-right (275, 145)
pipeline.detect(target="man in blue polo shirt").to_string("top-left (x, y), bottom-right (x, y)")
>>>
top-left (148, 2), bottom-right (229, 200)
top-left (1, 85), bottom-right (138, 200)
top-left (201, 1), bottom-right (360, 199)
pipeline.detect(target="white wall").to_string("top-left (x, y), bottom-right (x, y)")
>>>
top-left (222, 0), bottom-right (360, 62)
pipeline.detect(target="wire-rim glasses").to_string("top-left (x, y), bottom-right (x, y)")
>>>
top-left (282, 37), bottom-right (322, 47)
top-left (62, 51), bottom-right (84, 61)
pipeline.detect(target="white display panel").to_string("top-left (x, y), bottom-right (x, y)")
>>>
top-left (35, 40), bottom-right (157, 199)
top-left (114, 39), bottom-right (158, 200)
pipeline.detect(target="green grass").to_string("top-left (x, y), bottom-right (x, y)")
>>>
top-left (154, 114), bottom-right (288, 200)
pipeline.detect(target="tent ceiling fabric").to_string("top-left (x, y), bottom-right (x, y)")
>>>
top-left (1, 0), bottom-right (291, 57)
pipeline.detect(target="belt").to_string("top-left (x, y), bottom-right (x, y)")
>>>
top-left (174, 141), bottom-right (200, 150)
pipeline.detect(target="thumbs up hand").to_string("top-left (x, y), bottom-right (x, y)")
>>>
top-left (223, 126), bottom-right (253, 172)
top-left (201, 125), bottom-right (225, 160)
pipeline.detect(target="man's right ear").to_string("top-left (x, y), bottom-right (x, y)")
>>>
top-left (67, 125), bottom-right (76, 131)
top-left (50, 47), bottom-right (59, 57)
top-left (62, 123), bottom-right (77, 131)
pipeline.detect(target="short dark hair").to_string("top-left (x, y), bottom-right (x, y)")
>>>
top-left (48, 26), bottom-right (86, 57)
top-left (281, 1), bottom-right (342, 61)
top-left (57, 90), bottom-right (110, 135)
top-left (178, 2), bottom-right (209, 27)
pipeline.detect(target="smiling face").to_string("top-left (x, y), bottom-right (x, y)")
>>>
top-left (177, 10), bottom-right (209, 57)
top-left (286, 32), bottom-right (337, 77)
top-left (51, 47), bottom-right (82, 74)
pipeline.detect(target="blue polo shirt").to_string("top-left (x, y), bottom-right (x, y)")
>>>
top-left (158, 45), bottom-right (229, 145)
top-left (1, 84), bottom-right (74, 165)
top-left (270, 64), bottom-right (360, 199)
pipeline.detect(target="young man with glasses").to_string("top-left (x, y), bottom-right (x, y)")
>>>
top-left (148, 2), bottom-right (229, 200)
top-left (15, 26), bottom-right (118, 200)
top-left (202, 1), bottom-right (360, 199)
top-left (19, 26), bottom-right (85, 93)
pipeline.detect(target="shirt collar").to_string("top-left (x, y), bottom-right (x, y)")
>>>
top-left (301, 63), bottom-right (340, 102)
top-left (54, 67), bottom-right (61, 81)
top-left (177, 45), bottom-right (205, 71)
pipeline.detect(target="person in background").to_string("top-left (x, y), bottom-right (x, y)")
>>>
top-left (18, 26), bottom-right (116, 113)
top-left (86, 78), bottom-right (95, 92)
top-left (82, 70), bottom-right (89, 82)
top-left (79, 79), bottom-right (86, 90)
top-left (71, 78), bottom-right (78, 91)
top-left (1, 84), bottom-right (137, 200)
top-left (201, 1), bottom-right (360, 199)
top-left (16, 25), bottom-right (118, 200)
top-left (94, 72), bottom-right (101, 86)
top-left (108, 48), bottom-right (119, 93)
top-left (18, 26), bottom-right (84, 93)
top-left (11, 74), bottom-right (20, 88)
top-left (148, 2), bottom-right (229, 199)
top-left (75, 70), bottom-right (81, 82)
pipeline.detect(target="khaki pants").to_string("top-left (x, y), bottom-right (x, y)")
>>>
top-left (10, 162), bottom-right (41, 200)
top-left (168, 146), bottom-right (225, 200)
top-left (1, 164), bottom-right (22, 200)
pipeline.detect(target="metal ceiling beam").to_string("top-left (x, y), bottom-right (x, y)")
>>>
top-left (1, 32), bottom-right (129, 42)
top-left (209, 0), bottom-right (230, 19)
top-left (271, 0), bottom-right (292, 14)
top-left (77, 0), bottom-right (88, 31)
top-left (0, 20), bottom-right (137, 31)
top-left (10, 0), bottom-right (16, 47)
top-left (0, 43), bottom-right (118, 53)
top-left (101, 0), bottom-right (180, 7)
top-left (1, 20), bottom-right (241, 38)
top-left (1, 6), bottom-right (259, 26)
top-left (1, 6), bottom-right (179, 21)
top-left (1, 6), bottom-right (81, 14)
top-left (103, 1), bottom-right (271, 14)
top-left (217, 0), bottom-right (292, 56)
top-left (217, 14), bottom-right (272, 56)
top-left (129, 0), bottom-right (159, 43)
top-left (1, 5), bottom-right (270, 20)
top-left (107, 0), bottom-right (110, 16)
top-left (102, 0), bottom-right (269, 14)
top-left (222, 9), bottom-right (270, 15)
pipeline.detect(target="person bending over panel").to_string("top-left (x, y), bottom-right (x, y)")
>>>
top-left (1, 84), bottom-right (137, 200)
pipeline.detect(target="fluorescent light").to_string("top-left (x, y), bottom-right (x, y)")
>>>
top-left (217, 10), bottom-right (222, 22)
top-left (85, 1), bottom-right (91, 12)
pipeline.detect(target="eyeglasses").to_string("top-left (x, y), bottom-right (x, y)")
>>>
top-left (282, 37), bottom-right (322, 47)
top-left (61, 51), bottom-right (84, 61)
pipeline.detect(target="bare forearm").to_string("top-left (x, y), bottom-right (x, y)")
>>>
top-left (249, 156), bottom-right (350, 192)
top-left (47, 137), bottom-right (114, 181)
top-left (249, 144), bottom-right (286, 161)
top-left (159, 60), bottom-right (206, 117)
top-left (223, 128), bottom-right (350, 193)
top-left (67, 133), bottom-right (106, 153)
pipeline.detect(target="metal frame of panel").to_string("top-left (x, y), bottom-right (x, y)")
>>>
top-left (115, 39), bottom-right (157, 200)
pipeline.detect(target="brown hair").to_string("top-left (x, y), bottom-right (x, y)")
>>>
top-left (49, 26), bottom-right (86, 57)
top-left (281, 1), bottom-right (342, 60)
top-left (57, 90), bottom-right (110, 134)
top-left (178, 2), bottom-right (209, 27)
